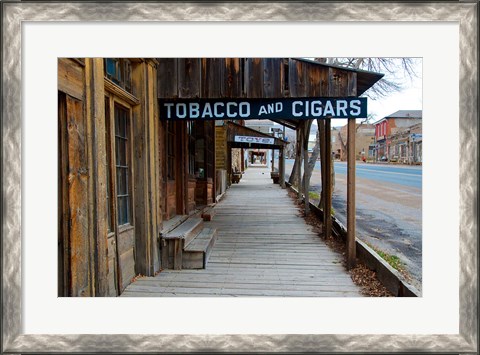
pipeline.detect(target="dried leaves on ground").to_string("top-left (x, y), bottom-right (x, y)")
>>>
top-left (288, 188), bottom-right (393, 297)
top-left (350, 263), bottom-right (393, 297)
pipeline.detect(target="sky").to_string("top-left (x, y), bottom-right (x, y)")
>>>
top-left (273, 58), bottom-right (423, 130)
top-left (333, 58), bottom-right (423, 127)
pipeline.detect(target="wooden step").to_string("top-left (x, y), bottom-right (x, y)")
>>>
top-left (160, 215), bottom-right (188, 235)
top-left (183, 228), bottom-right (217, 269)
top-left (164, 217), bottom-right (204, 247)
top-left (201, 207), bottom-right (216, 221)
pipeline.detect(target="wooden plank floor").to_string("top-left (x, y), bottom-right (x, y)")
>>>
top-left (122, 166), bottom-right (362, 297)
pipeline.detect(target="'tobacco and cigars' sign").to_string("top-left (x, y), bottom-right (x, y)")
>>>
top-left (159, 98), bottom-right (367, 120)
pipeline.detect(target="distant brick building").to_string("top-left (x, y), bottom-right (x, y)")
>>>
top-left (388, 122), bottom-right (422, 164)
top-left (373, 110), bottom-right (422, 162)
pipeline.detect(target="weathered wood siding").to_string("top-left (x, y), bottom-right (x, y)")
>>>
top-left (223, 58), bottom-right (242, 98)
top-left (215, 125), bottom-right (228, 170)
top-left (178, 58), bottom-right (201, 98)
top-left (59, 58), bottom-right (161, 296)
top-left (288, 58), bottom-right (307, 97)
top-left (58, 58), bottom-right (85, 101)
top-left (187, 179), bottom-right (196, 212)
top-left (84, 58), bottom-right (108, 297)
top-left (195, 179), bottom-right (214, 206)
top-left (58, 59), bottom-right (92, 297)
top-left (157, 58), bottom-right (357, 100)
top-left (65, 94), bottom-right (91, 296)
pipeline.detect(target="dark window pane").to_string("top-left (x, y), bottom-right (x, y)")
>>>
top-left (104, 58), bottom-right (133, 94)
top-left (116, 167), bottom-right (126, 195)
top-left (117, 196), bottom-right (126, 225)
top-left (105, 59), bottom-right (117, 77)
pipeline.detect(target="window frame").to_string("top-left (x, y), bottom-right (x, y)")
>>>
top-left (104, 92), bottom-right (135, 229)
top-left (113, 103), bottom-right (133, 227)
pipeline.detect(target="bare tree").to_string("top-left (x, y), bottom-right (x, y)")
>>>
top-left (314, 57), bottom-right (419, 99)
top-left (298, 58), bottom-right (420, 212)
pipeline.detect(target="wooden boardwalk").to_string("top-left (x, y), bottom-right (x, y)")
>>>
top-left (122, 166), bottom-right (362, 297)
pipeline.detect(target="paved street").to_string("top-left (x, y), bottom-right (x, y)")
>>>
top-left (285, 159), bottom-right (422, 291)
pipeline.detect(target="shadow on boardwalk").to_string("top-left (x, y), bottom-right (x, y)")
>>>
top-left (122, 166), bottom-right (362, 297)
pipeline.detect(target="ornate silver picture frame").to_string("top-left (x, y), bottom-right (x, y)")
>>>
top-left (2, 1), bottom-right (477, 353)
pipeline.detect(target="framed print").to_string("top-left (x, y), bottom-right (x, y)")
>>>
top-left (2, 1), bottom-right (477, 353)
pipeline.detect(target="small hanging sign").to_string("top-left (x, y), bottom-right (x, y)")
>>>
top-left (234, 136), bottom-right (275, 145)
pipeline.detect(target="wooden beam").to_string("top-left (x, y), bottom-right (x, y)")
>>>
top-left (85, 58), bottom-right (108, 296)
top-left (271, 149), bottom-right (275, 172)
top-left (318, 119), bottom-right (326, 210)
top-left (324, 118), bottom-right (332, 240)
top-left (281, 125), bottom-right (286, 188)
top-left (303, 120), bottom-right (312, 216)
top-left (303, 139), bottom-right (309, 215)
top-left (296, 123), bottom-right (303, 201)
top-left (227, 143), bottom-right (232, 186)
top-left (347, 118), bottom-right (357, 269)
top-left (279, 143), bottom-right (285, 188)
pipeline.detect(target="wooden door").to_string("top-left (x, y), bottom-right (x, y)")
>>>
top-left (105, 98), bottom-right (136, 294)
top-left (104, 97), bottom-right (118, 296)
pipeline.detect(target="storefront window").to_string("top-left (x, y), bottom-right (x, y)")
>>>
top-left (104, 58), bottom-right (132, 93)
top-left (114, 105), bottom-right (131, 225)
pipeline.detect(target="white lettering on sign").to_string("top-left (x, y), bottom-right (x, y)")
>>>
top-left (190, 103), bottom-right (200, 118)
top-left (160, 98), bottom-right (367, 120)
top-left (291, 99), bottom-right (363, 117)
top-left (227, 102), bottom-right (238, 118)
top-left (258, 102), bottom-right (284, 116)
top-left (239, 102), bottom-right (250, 117)
top-left (214, 102), bottom-right (224, 117)
top-left (234, 136), bottom-right (275, 145)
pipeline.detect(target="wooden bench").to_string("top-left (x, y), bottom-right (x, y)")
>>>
top-left (160, 217), bottom-right (217, 270)
top-left (183, 228), bottom-right (217, 269)
top-left (161, 217), bottom-right (203, 270)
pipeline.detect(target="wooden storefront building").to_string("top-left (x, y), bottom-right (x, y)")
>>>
top-left (58, 58), bottom-right (382, 296)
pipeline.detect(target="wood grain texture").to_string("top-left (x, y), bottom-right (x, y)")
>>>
top-left (58, 58), bottom-right (84, 101)
top-left (178, 58), bottom-right (201, 98)
top-left (157, 58), bottom-right (178, 98)
top-left (66, 95), bottom-right (91, 297)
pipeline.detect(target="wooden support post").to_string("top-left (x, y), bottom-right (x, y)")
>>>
top-left (85, 58), bottom-right (108, 296)
top-left (347, 118), bottom-right (357, 269)
top-left (296, 123), bottom-right (303, 200)
top-left (303, 136), bottom-right (310, 215)
top-left (271, 149), bottom-right (275, 172)
top-left (227, 143), bottom-right (232, 185)
top-left (241, 148), bottom-right (245, 171)
top-left (281, 125), bottom-right (286, 188)
top-left (173, 239), bottom-right (182, 270)
top-left (319, 120), bottom-right (326, 210)
top-left (279, 144), bottom-right (285, 188)
top-left (324, 118), bottom-right (332, 240)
